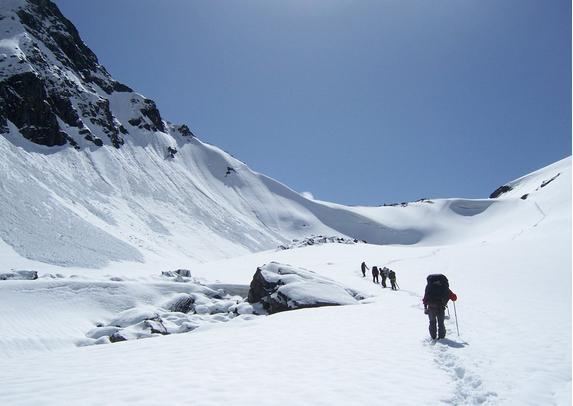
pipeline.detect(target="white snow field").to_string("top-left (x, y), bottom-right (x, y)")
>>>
top-left (0, 157), bottom-right (570, 405)
top-left (1, 1), bottom-right (570, 404)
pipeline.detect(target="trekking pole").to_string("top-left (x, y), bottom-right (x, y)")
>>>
top-left (453, 301), bottom-right (460, 336)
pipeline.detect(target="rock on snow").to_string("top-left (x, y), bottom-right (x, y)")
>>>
top-left (248, 262), bottom-right (366, 314)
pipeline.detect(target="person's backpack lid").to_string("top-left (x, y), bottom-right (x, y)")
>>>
top-left (426, 274), bottom-right (448, 284)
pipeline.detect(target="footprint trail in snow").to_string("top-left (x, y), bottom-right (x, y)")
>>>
top-left (426, 337), bottom-right (498, 405)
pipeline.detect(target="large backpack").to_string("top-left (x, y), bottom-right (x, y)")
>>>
top-left (425, 274), bottom-right (449, 306)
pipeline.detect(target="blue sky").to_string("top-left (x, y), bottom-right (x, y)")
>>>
top-left (54, 0), bottom-right (571, 205)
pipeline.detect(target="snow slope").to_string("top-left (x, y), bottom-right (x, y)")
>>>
top-left (3, 0), bottom-right (567, 272)
top-left (3, 128), bottom-right (568, 271)
top-left (1, 0), bottom-right (422, 269)
top-left (0, 157), bottom-right (570, 405)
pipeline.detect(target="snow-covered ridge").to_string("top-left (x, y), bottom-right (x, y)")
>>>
top-left (489, 157), bottom-right (571, 200)
top-left (1, 0), bottom-right (571, 271)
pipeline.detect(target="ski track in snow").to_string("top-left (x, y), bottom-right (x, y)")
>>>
top-left (532, 202), bottom-right (547, 227)
top-left (512, 201), bottom-right (548, 241)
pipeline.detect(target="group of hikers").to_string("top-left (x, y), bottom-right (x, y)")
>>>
top-left (361, 261), bottom-right (398, 290)
top-left (360, 261), bottom-right (458, 340)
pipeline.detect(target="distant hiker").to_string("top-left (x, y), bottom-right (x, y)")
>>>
top-left (380, 267), bottom-right (389, 288)
top-left (423, 274), bottom-right (457, 340)
top-left (361, 261), bottom-right (369, 277)
top-left (388, 269), bottom-right (397, 290)
top-left (372, 266), bottom-right (379, 283)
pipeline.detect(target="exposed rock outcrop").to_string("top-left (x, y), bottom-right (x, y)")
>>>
top-left (278, 235), bottom-right (364, 250)
top-left (489, 185), bottom-right (513, 199)
top-left (247, 262), bottom-right (366, 314)
top-left (0, 72), bottom-right (67, 146)
top-left (0, 0), bottom-right (190, 149)
top-left (0, 270), bottom-right (38, 280)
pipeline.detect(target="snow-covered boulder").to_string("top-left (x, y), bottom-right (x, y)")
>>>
top-left (82, 286), bottom-right (258, 345)
top-left (86, 326), bottom-right (121, 340)
top-left (0, 270), bottom-right (38, 280)
top-left (247, 262), bottom-right (365, 314)
top-left (108, 307), bottom-right (159, 328)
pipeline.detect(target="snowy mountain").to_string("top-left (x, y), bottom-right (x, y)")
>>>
top-left (0, 0), bottom-right (433, 270)
top-left (2, 0), bottom-right (551, 272)
top-left (0, 1), bottom-right (570, 405)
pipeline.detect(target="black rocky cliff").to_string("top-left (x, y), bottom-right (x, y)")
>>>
top-left (0, 0), bottom-right (192, 149)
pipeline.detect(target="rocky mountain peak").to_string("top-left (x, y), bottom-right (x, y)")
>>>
top-left (0, 0), bottom-right (191, 149)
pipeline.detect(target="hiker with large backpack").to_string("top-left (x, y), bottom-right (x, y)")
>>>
top-left (372, 266), bottom-right (380, 284)
top-left (388, 269), bottom-right (398, 290)
top-left (380, 267), bottom-right (389, 288)
top-left (423, 274), bottom-right (457, 340)
top-left (361, 261), bottom-right (369, 278)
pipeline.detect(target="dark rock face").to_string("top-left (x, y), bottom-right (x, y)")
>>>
top-left (48, 93), bottom-right (81, 128)
top-left (17, 0), bottom-right (101, 81)
top-left (112, 81), bottom-right (133, 93)
top-left (0, 72), bottom-right (67, 146)
top-left (247, 268), bottom-right (279, 304)
top-left (176, 124), bottom-right (194, 137)
top-left (78, 98), bottom-right (124, 148)
top-left (248, 262), bottom-right (365, 314)
top-left (489, 185), bottom-right (513, 199)
top-left (128, 118), bottom-right (142, 127)
top-left (140, 99), bottom-right (165, 132)
top-left (167, 146), bottom-right (178, 159)
top-left (1, 0), bottom-right (193, 150)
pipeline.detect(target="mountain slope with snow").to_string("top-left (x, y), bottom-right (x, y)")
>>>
top-left (0, 0), bottom-right (426, 269)
top-left (1, 0), bottom-right (569, 274)
top-left (0, 156), bottom-right (570, 405)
